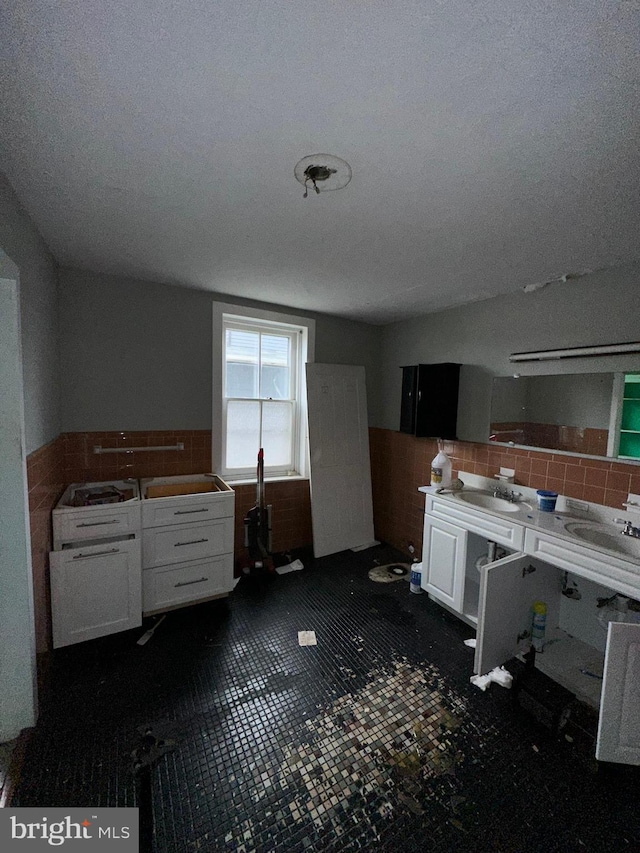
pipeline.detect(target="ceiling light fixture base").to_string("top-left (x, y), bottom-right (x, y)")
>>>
top-left (294, 154), bottom-right (352, 198)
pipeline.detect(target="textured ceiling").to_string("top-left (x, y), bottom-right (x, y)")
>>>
top-left (1, 1), bottom-right (639, 324)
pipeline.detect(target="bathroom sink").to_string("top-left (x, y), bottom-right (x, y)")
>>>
top-left (564, 521), bottom-right (640, 557)
top-left (455, 491), bottom-right (525, 513)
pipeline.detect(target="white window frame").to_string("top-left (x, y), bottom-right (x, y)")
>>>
top-left (213, 302), bottom-right (315, 482)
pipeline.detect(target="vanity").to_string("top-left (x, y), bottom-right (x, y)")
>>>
top-left (419, 476), bottom-right (640, 765)
top-left (50, 474), bottom-right (235, 649)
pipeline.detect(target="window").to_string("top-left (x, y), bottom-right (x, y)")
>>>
top-left (213, 304), bottom-right (315, 480)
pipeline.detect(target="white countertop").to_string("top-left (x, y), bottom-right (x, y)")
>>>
top-left (419, 475), bottom-right (640, 570)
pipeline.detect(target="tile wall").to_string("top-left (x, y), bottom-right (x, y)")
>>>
top-left (369, 427), bottom-right (640, 560)
top-left (25, 438), bottom-right (65, 654)
top-left (490, 421), bottom-right (608, 456)
top-left (29, 426), bottom-right (639, 651)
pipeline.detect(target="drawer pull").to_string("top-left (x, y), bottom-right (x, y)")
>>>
top-left (174, 538), bottom-right (209, 547)
top-left (174, 508), bottom-right (209, 515)
top-left (72, 548), bottom-right (120, 560)
top-left (76, 519), bottom-right (120, 528)
top-left (174, 576), bottom-right (208, 588)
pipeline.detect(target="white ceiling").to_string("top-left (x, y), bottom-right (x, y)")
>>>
top-left (2, 1), bottom-right (639, 324)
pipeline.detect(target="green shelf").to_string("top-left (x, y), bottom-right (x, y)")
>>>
top-left (618, 431), bottom-right (640, 460)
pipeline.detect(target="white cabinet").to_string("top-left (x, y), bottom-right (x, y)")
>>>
top-left (420, 487), bottom-right (640, 766)
top-left (421, 515), bottom-right (467, 613)
top-left (140, 475), bottom-right (235, 615)
top-left (421, 494), bottom-right (519, 626)
top-left (50, 538), bottom-right (142, 648)
top-left (474, 549), bottom-right (640, 765)
top-left (596, 623), bottom-right (640, 764)
top-left (50, 480), bottom-right (143, 649)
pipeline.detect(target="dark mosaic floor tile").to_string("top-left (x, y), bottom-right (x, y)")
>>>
top-left (12, 544), bottom-right (640, 852)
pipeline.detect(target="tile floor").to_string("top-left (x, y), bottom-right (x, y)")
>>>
top-left (11, 545), bottom-right (640, 852)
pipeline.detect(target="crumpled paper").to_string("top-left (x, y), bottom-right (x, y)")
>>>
top-left (470, 665), bottom-right (513, 691)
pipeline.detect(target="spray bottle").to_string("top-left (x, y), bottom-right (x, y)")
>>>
top-left (532, 601), bottom-right (547, 652)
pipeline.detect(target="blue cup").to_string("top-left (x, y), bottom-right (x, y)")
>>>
top-left (536, 490), bottom-right (558, 512)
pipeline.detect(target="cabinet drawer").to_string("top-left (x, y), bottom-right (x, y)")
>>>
top-left (50, 538), bottom-right (142, 648)
top-left (53, 503), bottom-right (141, 548)
top-left (524, 528), bottom-right (640, 599)
top-left (142, 493), bottom-right (234, 528)
top-left (143, 555), bottom-right (233, 613)
top-left (142, 518), bottom-right (233, 568)
top-left (426, 496), bottom-right (525, 550)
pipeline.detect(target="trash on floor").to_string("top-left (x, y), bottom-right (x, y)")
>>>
top-left (298, 630), bottom-right (317, 646)
top-left (470, 666), bottom-right (513, 691)
top-left (137, 614), bottom-right (167, 646)
top-left (276, 559), bottom-right (304, 575)
top-left (463, 638), bottom-right (476, 648)
top-left (368, 563), bottom-right (410, 583)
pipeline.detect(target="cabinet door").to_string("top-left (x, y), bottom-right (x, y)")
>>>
top-left (415, 363), bottom-right (460, 439)
top-left (50, 539), bottom-right (141, 648)
top-left (399, 366), bottom-right (417, 434)
top-left (474, 553), bottom-right (561, 675)
top-left (422, 516), bottom-right (466, 612)
top-left (596, 623), bottom-right (640, 766)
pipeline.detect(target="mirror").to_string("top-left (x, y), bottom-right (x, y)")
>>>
top-left (489, 373), bottom-right (618, 457)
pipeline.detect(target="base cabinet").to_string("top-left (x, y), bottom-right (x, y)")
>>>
top-left (140, 475), bottom-right (235, 615)
top-left (50, 538), bottom-right (142, 648)
top-left (474, 551), bottom-right (640, 766)
top-left (421, 492), bottom-right (640, 766)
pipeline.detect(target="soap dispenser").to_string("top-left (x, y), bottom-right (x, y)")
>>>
top-left (430, 440), bottom-right (452, 488)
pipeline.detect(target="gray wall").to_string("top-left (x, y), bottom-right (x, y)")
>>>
top-left (0, 174), bottom-right (59, 453)
top-left (379, 262), bottom-right (640, 440)
top-left (58, 268), bottom-right (382, 431)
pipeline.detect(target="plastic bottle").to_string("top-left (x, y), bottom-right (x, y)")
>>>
top-left (410, 559), bottom-right (423, 594)
top-left (430, 441), bottom-right (452, 488)
top-left (531, 600), bottom-right (547, 652)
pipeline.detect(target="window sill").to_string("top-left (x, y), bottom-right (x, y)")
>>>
top-left (224, 474), bottom-right (309, 486)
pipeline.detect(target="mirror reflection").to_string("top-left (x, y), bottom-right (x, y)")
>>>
top-left (489, 373), bottom-right (615, 457)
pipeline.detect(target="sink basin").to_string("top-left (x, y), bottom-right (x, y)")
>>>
top-left (564, 521), bottom-right (640, 557)
top-left (456, 491), bottom-right (526, 513)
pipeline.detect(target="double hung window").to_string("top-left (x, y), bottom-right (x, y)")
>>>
top-left (214, 307), bottom-right (314, 480)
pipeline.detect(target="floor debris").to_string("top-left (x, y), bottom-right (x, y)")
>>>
top-left (470, 666), bottom-right (513, 691)
top-left (220, 659), bottom-right (468, 849)
top-left (136, 614), bottom-right (167, 646)
top-left (298, 630), bottom-right (317, 646)
top-left (276, 559), bottom-right (304, 575)
top-left (368, 563), bottom-right (410, 583)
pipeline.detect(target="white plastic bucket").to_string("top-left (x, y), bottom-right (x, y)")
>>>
top-left (536, 490), bottom-right (558, 512)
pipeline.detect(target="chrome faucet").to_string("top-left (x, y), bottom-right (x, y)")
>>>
top-left (614, 517), bottom-right (640, 539)
top-left (493, 487), bottom-right (522, 503)
top-left (622, 520), bottom-right (640, 539)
